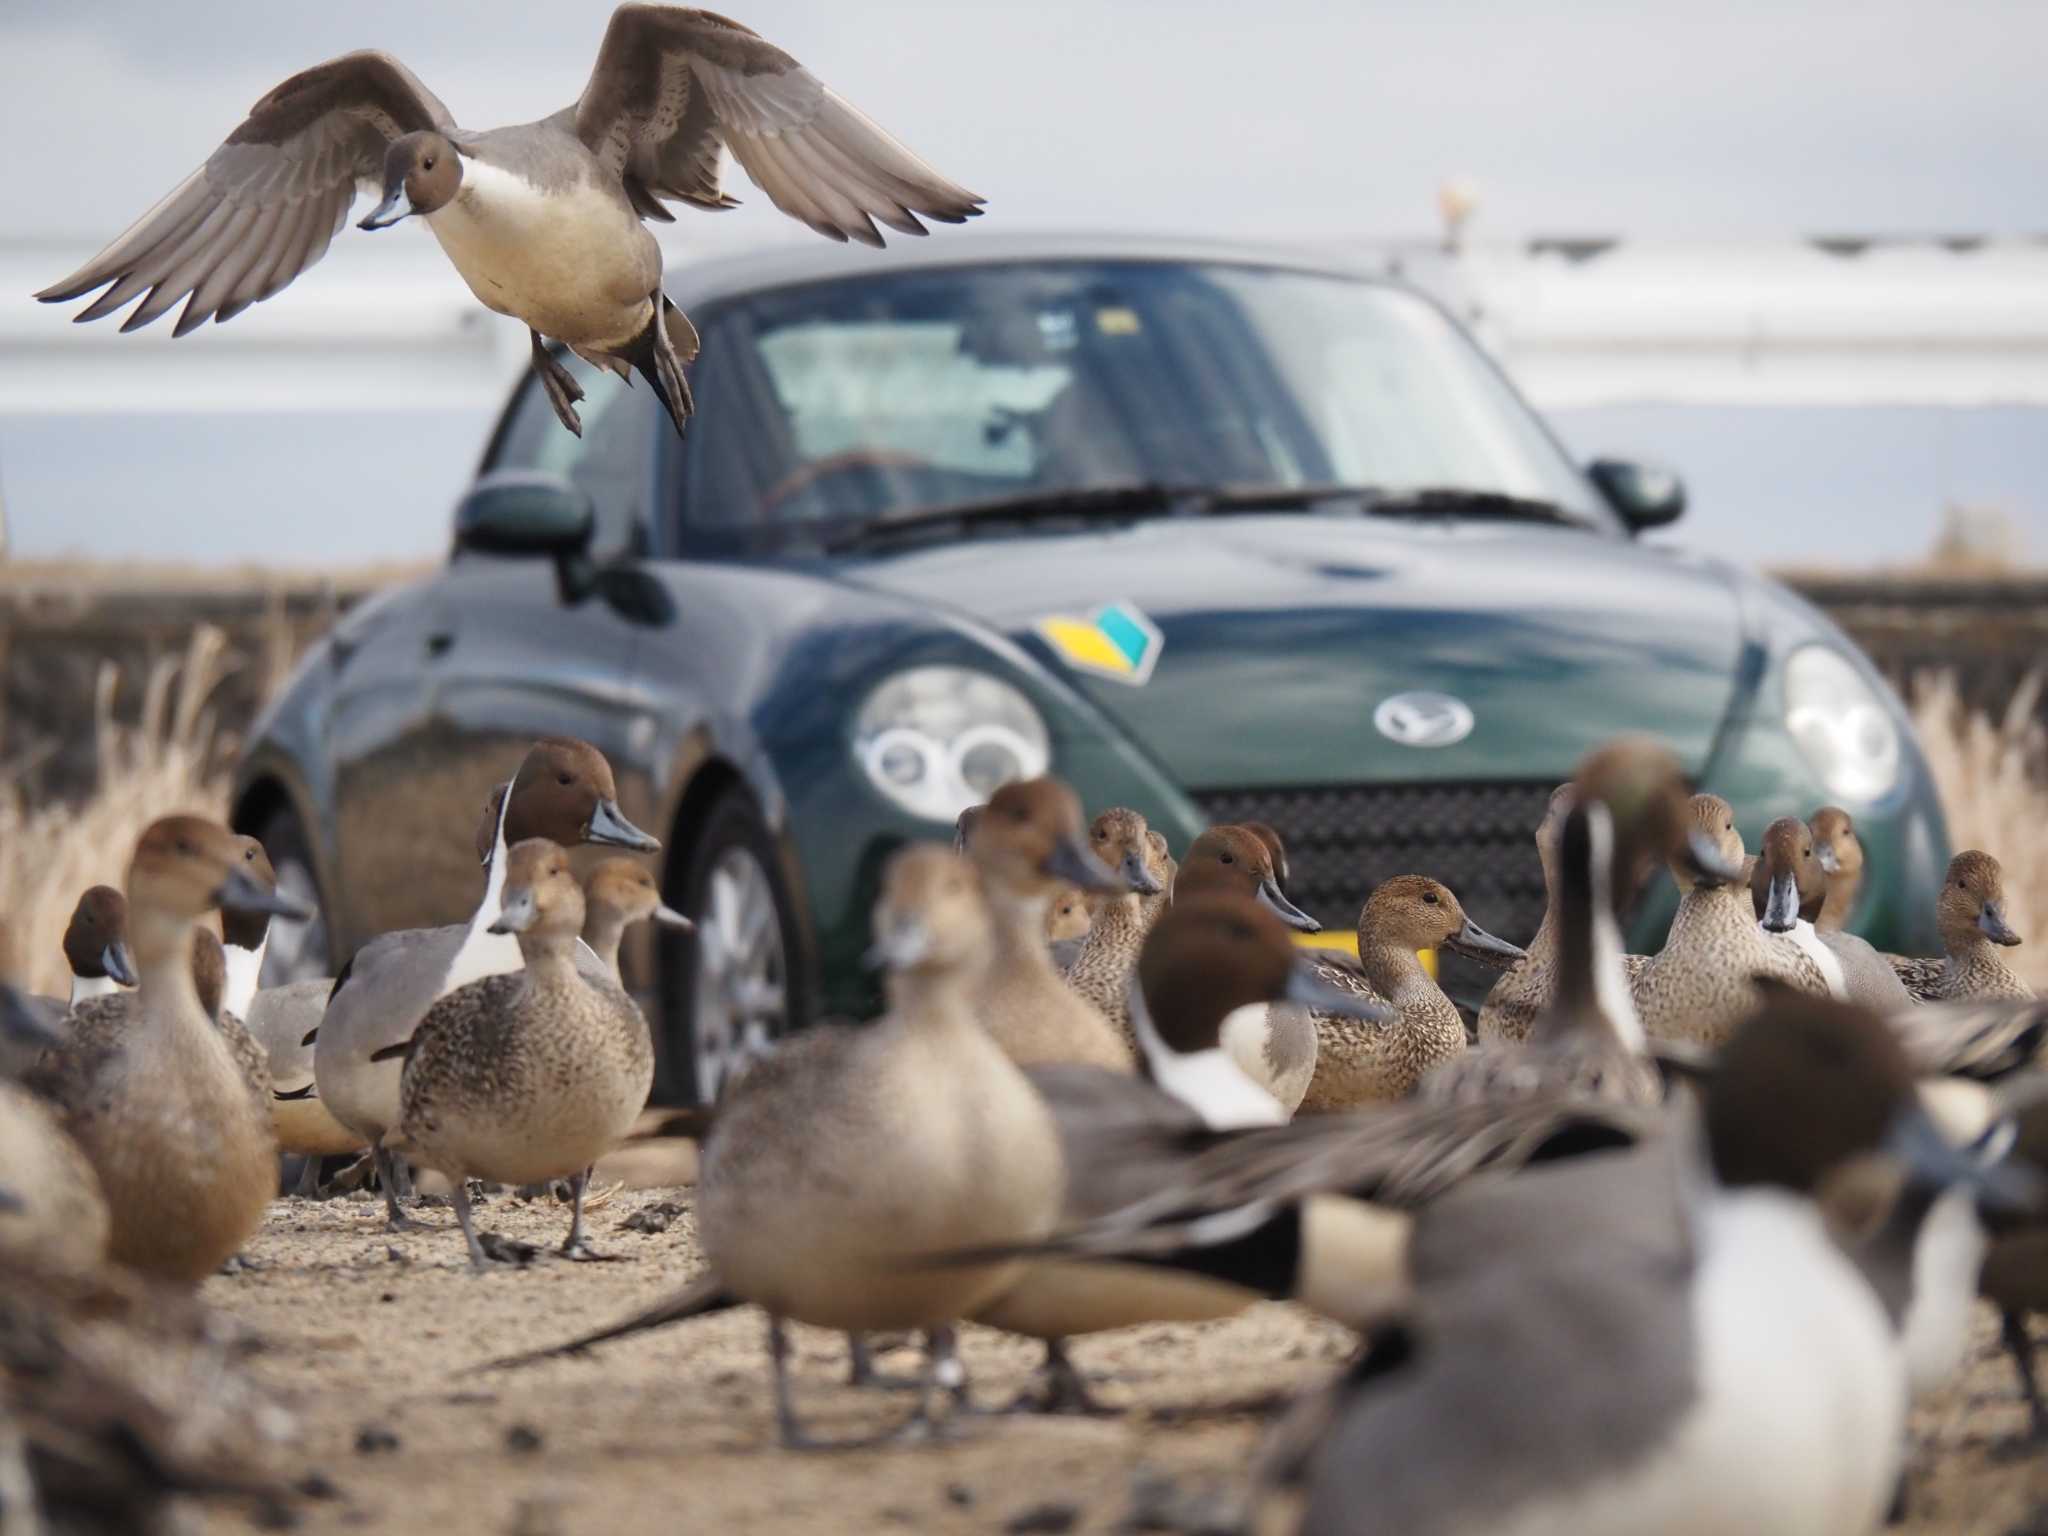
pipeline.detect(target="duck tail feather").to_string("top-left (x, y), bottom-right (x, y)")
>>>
top-left (478, 1270), bottom-right (739, 1372)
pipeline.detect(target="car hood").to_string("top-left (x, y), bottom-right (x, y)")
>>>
top-left (834, 515), bottom-right (1750, 788)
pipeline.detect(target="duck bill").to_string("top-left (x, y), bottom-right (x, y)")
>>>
top-left (588, 798), bottom-right (661, 853)
top-left (1814, 843), bottom-right (1842, 877)
top-left (1118, 851), bottom-right (1164, 897)
top-left (1041, 835), bottom-right (1125, 895)
top-left (653, 902), bottom-right (696, 933)
top-left (1681, 829), bottom-right (1746, 887)
top-left (1979, 902), bottom-right (2022, 947)
top-left (1886, 1103), bottom-right (2044, 1218)
top-left (100, 938), bottom-right (140, 988)
top-left (1284, 955), bottom-right (1394, 1023)
top-left (1257, 877), bottom-right (1320, 933)
top-left (215, 867), bottom-right (311, 921)
top-left (488, 889), bottom-right (539, 935)
top-left (1444, 918), bottom-right (1524, 965)
top-left (865, 918), bottom-right (932, 971)
top-left (0, 985), bottom-right (63, 1053)
top-left (358, 186), bottom-right (417, 231)
top-left (1760, 871), bottom-right (1801, 934)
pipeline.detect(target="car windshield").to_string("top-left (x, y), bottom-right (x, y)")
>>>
top-left (675, 259), bottom-right (1613, 549)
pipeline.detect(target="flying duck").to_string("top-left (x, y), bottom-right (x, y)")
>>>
top-left (37, 5), bottom-right (983, 439)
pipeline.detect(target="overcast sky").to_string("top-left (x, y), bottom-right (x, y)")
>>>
top-left (3, 1), bottom-right (2046, 566)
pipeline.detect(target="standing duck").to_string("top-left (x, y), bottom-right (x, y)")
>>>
top-left (377, 840), bottom-right (656, 1267)
top-left (1060, 807), bottom-right (1172, 1035)
top-left (1631, 794), bottom-right (1830, 1046)
top-left (22, 818), bottom-right (304, 1285)
top-left (39, 5), bottom-right (982, 440)
top-left (314, 737), bottom-right (657, 1227)
top-left (965, 779), bottom-right (1134, 1073)
top-left (1885, 851), bottom-right (2032, 1004)
top-left (1751, 815), bottom-right (1916, 1008)
top-left (1294, 877), bottom-right (1524, 1111)
top-left (580, 856), bottom-right (695, 980)
top-left (508, 844), bottom-right (1068, 1447)
top-left (1811, 805), bottom-right (1867, 931)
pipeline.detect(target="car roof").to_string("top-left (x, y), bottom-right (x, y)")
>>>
top-left (663, 229), bottom-right (1408, 311)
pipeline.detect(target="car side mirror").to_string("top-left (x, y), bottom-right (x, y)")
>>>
top-left (454, 471), bottom-right (595, 558)
top-left (1587, 459), bottom-right (1685, 532)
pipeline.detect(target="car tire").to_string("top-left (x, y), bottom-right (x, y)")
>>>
top-left (254, 801), bottom-right (333, 987)
top-left (664, 785), bottom-right (803, 1105)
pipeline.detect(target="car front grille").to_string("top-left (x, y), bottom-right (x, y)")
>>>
top-left (1189, 779), bottom-right (1557, 1009)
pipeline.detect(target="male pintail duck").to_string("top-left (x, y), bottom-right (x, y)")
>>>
top-left (1015, 992), bottom-right (2036, 1535)
top-left (39, 5), bottom-right (982, 440)
top-left (1811, 805), bottom-right (1866, 932)
top-left (10, 886), bottom-right (141, 1064)
top-left (219, 835), bottom-right (279, 1018)
top-left (313, 737), bottom-right (657, 1228)
top-left (1631, 793), bottom-right (1830, 1045)
top-left (22, 818), bottom-right (304, 1285)
top-left (505, 844), bottom-right (1067, 1448)
top-left (1752, 815), bottom-right (1916, 1009)
top-left (251, 979), bottom-right (362, 1176)
top-left (0, 985), bottom-right (109, 1280)
top-left (1165, 826), bottom-right (1328, 1113)
top-left (376, 839), bottom-right (657, 1268)
top-left (965, 892), bottom-right (1398, 1412)
top-left (1476, 785), bottom-right (1652, 1046)
top-left (1279, 995), bottom-right (2038, 1536)
top-left (1294, 876), bottom-right (1524, 1111)
top-left (1885, 851), bottom-right (2032, 1004)
top-left (0, 1253), bottom-right (294, 1531)
top-left (581, 855), bottom-right (695, 980)
top-left (965, 778), bottom-right (1134, 1073)
top-left (1060, 806), bottom-right (1172, 1035)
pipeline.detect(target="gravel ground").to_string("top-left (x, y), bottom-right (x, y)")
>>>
top-left (190, 1187), bottom-right (2046, 1535)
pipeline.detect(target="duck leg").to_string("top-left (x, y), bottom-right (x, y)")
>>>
top-left (531, 330), bottom-right (585, 437)
top-left (622, 294), bottom-right (694, 438)
top-left (449, 1176), bottom-right (508, 1273)
top-left (1009, 1337), bottom-right (1112, 1416)
top-left (846, 1332), bottom-right (925, 1390)
top-left (374, 1144), bottom-right (420, 1232)
top-left (558, 1167), bottom-right (608, 1261)
top-left (2001, 1308), bottom-right (2047, 1441)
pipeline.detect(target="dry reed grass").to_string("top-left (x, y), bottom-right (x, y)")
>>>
top-left (0, 626), bottom-right (236, 996)
top-left (1910, 669), bottom-right (2048, 987)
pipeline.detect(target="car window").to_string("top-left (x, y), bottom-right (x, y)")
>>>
top-left (488, 353), bottom-right (656, 558)
top-left (672, 260), bottom-right (1613, 550)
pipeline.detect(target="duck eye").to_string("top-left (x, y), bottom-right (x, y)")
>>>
top-left (1423, 891), bottom-right (1440, 905)
top-left (557, 773), bottom-right (575, 787)
top-left (1219, 852), bottom-right (1235, 865)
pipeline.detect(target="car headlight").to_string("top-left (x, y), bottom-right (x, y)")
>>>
top-left (1783, 645), bottom-right (1901, 803)
top-left (854, 667), bottom-right (1052, 822)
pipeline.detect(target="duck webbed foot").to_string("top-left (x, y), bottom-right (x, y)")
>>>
top-left (531, 330), bottom-right (585, 437)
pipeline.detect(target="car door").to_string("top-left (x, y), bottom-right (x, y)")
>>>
top-left (328, 359), bottom-right (660, 947)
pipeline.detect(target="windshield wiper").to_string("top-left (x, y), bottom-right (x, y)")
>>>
top-left (1354, 486), bottom-right (1589, 526)
top-left (820, 481), bottom-right (1399, 553)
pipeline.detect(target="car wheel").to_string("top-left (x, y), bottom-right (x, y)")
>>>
top-left (667, 786), bottom-right (801, 1104)
top-left (254, 801), bottom-right (334, 986)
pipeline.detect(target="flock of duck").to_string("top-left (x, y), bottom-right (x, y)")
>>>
top-left (1, 725), bottom-right (2043, 1533)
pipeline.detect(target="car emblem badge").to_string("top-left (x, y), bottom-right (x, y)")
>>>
top-left (1374, 691), bottom-right (1475, 748)
top-left (1036, 601), bottom-right (1163, 686)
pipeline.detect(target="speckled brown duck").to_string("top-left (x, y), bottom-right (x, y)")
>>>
top-left (23, 817), bottom-right (304, 1285)
top-left (378, 839), bottom-right (657, 1268)
top-left (1295, 877), bottom-right (1524, 1111)
top-left (1060, 806), bottom-right (1173, 1035)
top-left (965, 778), bottom-right (1133, 1073)
top-left (1884, 851), bottom-right (2033, 1004)
top-left (581, 856), bottom-right (695, 980)
top-left (1810, 805), bottom-right (1866, 932)
top-left (1631, 794), bottom-right (1831, 1046)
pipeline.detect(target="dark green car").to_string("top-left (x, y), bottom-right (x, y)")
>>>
top-left (233, 234), bottom-right (1949, 1103)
